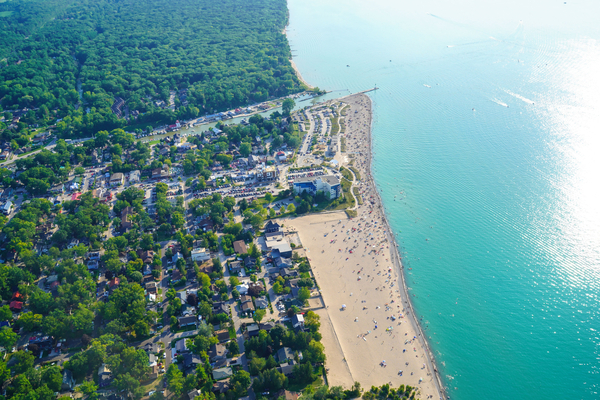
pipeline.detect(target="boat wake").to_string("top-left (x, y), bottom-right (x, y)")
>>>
top-left (502, 88), bottom-right (535, 104)
top-left (423, 84), bottom-right (432, 88)
top-left (491, 98), bottom-right (509, 108)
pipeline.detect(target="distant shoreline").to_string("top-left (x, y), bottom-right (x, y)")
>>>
top-left (289, 57), bottom-right (315, 90)
top-left (283, 26), bottom-right (316, 90)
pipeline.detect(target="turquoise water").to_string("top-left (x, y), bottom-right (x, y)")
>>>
top-left (286, 0), bottom-right (600, 399)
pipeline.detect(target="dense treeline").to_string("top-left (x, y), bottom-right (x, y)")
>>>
top-left (0, 0), bottom-right (304, 139)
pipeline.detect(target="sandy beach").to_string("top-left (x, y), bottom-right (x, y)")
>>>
top-left (289, 58), bottom-right (315, 90)
top-left (284, 94), bottom-right (445, 399)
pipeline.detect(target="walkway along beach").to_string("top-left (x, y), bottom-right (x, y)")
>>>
top-left (285, 94), bottom-right (446, 399)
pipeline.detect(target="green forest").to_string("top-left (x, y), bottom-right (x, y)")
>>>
top-left (0, 0), bottom-right (305, 141)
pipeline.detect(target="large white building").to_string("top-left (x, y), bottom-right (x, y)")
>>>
top-left (292, 175), bottom-right (341, 199)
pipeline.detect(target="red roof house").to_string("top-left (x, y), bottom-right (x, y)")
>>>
top-left (108, 277), bottom-right (120, 290)
top-left (9, 301), bottom-right (23, 312)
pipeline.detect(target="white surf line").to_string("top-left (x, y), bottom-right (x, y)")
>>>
top-left (491, 98), bottom-right (509, 108)
top-left (502, 88), bottom-right (535, 104)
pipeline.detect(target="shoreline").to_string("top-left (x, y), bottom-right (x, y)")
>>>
top-left (284, 25), bottom-right (316, 90)
top-left (289, 58), bottom-right (315, 90)
top-left (286, 93), bottom-right (446, 399)
top-left (360, 94), bottom-right (447, 399)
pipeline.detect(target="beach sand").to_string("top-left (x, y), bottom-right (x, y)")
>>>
top-left (283, 94), bottom-right (444, 399)
top-left (289, 58), bottom-right (315, 90)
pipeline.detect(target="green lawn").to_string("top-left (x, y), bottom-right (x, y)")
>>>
top-left (330, 116), bottom-right (340, 135)
top-left (339, 166), bottom-right (353, 182)
top-left (349, 166), bottom-right (361, 181)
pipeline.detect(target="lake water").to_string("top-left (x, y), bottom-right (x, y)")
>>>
top-left (286, 0), bottom-right (600, 398)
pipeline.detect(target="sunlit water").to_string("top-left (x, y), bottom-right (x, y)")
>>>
top-left (286, 0), bottom-right (600, 398)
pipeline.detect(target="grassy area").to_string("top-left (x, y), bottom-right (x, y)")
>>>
top-left (340, 105), bottom-right (349, 116)
top-left (353, 186), bottom-right (363, 205)
top-left (349, 166), bottom-right (361, 180)
top-left (287, 373), bottom-right (324, 392)
top-left (331, 178), bottom-right (355, 210)
top-left (340, 137), bottom-right (346, 152)
top-left (339, 166), bottom-right (353, 181)
top-left (330, 116), bottom-right (340, 135)
top-left (345, 209), bottom-right (357, 218)
top-left (146, 140), bottom-right (161, 145)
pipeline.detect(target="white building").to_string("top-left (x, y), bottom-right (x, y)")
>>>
top-left (129, 170), bottom-right (141, 183)
top-left (191, 248), bottom-right (211, 262)
top-left (292, 175), bottom-right (341, 199)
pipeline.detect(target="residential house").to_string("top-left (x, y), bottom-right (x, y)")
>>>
top-left (121, 206), bottom-right (134, 230)
top-left (188, 389), bottom-right (201, 400)
top-left (243, 257), bottom-right (256, 269)
top-left (196, 216), bottom-right (214, 231)
top-left (182, 353), bottom-right (202, 375)
top-left (240, 300), bottom-right (255, 316)
top-left (171, 269), bottom-right (183, 284)
top-left (212, 380), bottom-right (230, 394)
top-left (149, 353), bottom-right (158, 367)
top-left (276, 347), bottom-right (295, 363)
top-left (172, 252), bottom-right (184, 265)
top-left (152, 167), bottom-right (170, 179)
top-left (248, 282), bottom-right (265, 295)
top-left (138, 250), bottom-right (154, 264)
top-left (255, 296), bottom-right (269, 309)
top-left (108, 277), bottom-right (120, 290)
top-left (98, 364), bottom-right (113, 388)
top-left (49, 184), bottom-right (65, 195)
top-left (259, 321), bottom-right (276, 332)
top-left (275, 390), bottom-right (299, 400)
top-left (87, 260), bottom-right (99, 270)
top-left (145, 281), bottom-right (157, 294)
top-left (277, 362), bottom-right (296, 376)
top-left (274, 256), bottom-right (292, 269)
top-left (174, 339), bottom-right (189, 356)
top-left (191, 247), bottom-right (210, 262)
top-left (144, 343), bottom-right (159, 354)
top-left (129, 170), bottom-right (141, 183)
top-left (229, 261), bottom-right (243, 275)
top-left (246, 323), bottom-right (260, 338)
top-left (212, 302), bottom-right (229, 316)
top-left (2, 201), bottom-right (13, 215)
top-left (32, 131), bottom-right (51, 144)
top-left (208, 343), bottom-right (228, 362)
top-left (232, 240), bottom-right (247, 255)
top-left (212, 367), bottom-right (233, 381)
top-left (148, 365), bottom-right (159, 380)
top-left (62, 370), bottom-right (76, 391)
top-left (109, 173), bottom-right (125, 186)
top-left (280, 268), bottom-right (299, 279)
top-left (235, 283), bottom-right (249, 295)
top-left (9, 301), bottom-right (23, 312)
top-left (264, 220), bottom-right (281, 233)
top-left (292, 314), bottom-right (305, 330)
top-left (215, 329), bottom-right (230, 343)
top-left (178, 316), bottom-right (197, 328)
